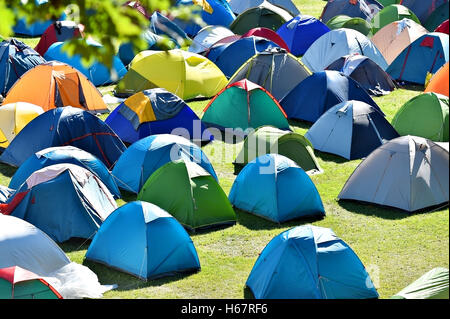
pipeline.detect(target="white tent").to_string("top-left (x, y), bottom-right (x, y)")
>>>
top-left (188, 25), bottom-right (236, 54)
top-left (229, 0), bottom-right (300, 16)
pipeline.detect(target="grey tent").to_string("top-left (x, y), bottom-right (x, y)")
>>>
top-left (392, 268), bottom-right (449, 299)
top-left (326, 54), bottom-right (396, 96)
top-left (320, 0), bottom-right (383, 24)
top-left (305, 100), bottom-right (399, 160)
top-left (229, 0), bottom-right (300, 16)
top-left (338, 135), bottom-right (449, 212)
top-left (228, 47), bottom-right (312, 101)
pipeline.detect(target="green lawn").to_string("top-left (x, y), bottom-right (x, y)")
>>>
top-left (1, 0), bottom-right (448, 299)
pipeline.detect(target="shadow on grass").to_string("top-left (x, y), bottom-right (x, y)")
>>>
top-left (61, 237), bottom-right (92, 253)
top-left (396, 83), bottom-right (425, 92)
top-left (313, 150), bottom-right (349, 164)
top-left (243, 287), bottom-right (254, 299)
top-left (82, 259), bottom-right (199, 292)
top-left (0, 162), bottom-right (17, 179)
top-left (235, 208), bottom-right (325, 231)
top-left (288, 119), bottom-right (312, 131)
top-left (119, 190), bottom-right (138, 203)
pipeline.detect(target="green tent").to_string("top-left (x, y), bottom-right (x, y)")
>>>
top-left (233, 126), bottom-right (322, 174)
top-left (424, 2), bottom-right (449, 31)
top-left (137, 159), bottom-right (236, 231)
top-left (202, 79), bottom-right (290, 132)
top-left (377, 0), bottom-right (400, 6)
top-left (392, 92), bottom-right (449, 142)
top-left (325, 15), bottom-right (373, 37)
top-left (392, 268), bottom-right (449, 299)
top-left (371, 5), bottom-right (421, 35)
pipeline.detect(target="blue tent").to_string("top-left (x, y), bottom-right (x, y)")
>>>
top-left (2, 164), bottom-right (117, 243)
top-left (111, 134), bottom-right (217, 194)
top-left (176, 0), bottom-right (235, 28)
top-left (277, 15), bottom-right (330, 56)
top-left (85, 201), bottom-right (201, 280)
top-left (206, 36), bottom-right (279, 78)
top-left (229, 154), bottom-right (325, 223)
top-left (0, 107), bottom-right (126, 169)
top-left (246, 225), bottom-right (379, 299)
top-left (8, 146), bottom-right (121, 198)
top-left (320, 0), bottom-right (383, 24)
top-left (0, 39), bottom-right (46, 97)
top-left (150, 12), bottom-right (191, 44)
top-left (387, 33), bottom-right (449, 85)
top-left (400, 0), bottom-right (448, 24)
top-left (105, 88), bottom-right (213, 144)
top-left (44, 39), bottom-right (127, 86)
top-left (280, 71), bottom-right (382, 122)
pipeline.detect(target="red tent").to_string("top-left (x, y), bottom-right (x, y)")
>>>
top-left (34, 21), bottom-right (84, 56)
top-left (435, 19), bottom-right (449, 34)
top-left (242, 27), bottom-right (290, 51)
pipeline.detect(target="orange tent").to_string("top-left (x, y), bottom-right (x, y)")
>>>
top-left (425, 63), bottom-right (449, 97)
top-left (3, 61), bottom-right (108, 113)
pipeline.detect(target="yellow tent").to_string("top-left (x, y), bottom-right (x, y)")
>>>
top-left (0, 102), bottom-right (44, 148)
top-left (114, 49), bottom-right (228, 100)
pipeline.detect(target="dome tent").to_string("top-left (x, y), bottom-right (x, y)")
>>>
top-left (137, 159), bottom-right (236, 232)
top-left (1, 164), bottom-right (117, 243)
top-left (370, 4), bottom-right (420, 34)
top-left (175, 0), bottom-right (235, 29)
top-left (425, 62), bottom-right (449, 97)
top-left (392, 268), bottom-right (449, 299)
top-left (188, 25), bottom-right (235, 55)
top-left (399, 0), bottom-right (448, 25)
top-left (228, 0), bottom-right (300, 16)
top-left (0, 107), bottom-right (126, 170)
top-left (114, 50), bottom-right (228, 100)
top-left (233, 126), bottom-right (322, 174)
top-left (8, 146), bottom-right (121, 198)
top-left (320, 0), bottom-right (383, 24)
top-left (338, 136), bottom-right (449, 212)
top-left (2, 61), bottom-right (109, 113)
top-left (228, 48), bottom-right (312, 101)
top-left (0, 39), bottom-right (46, 97)
top-left (277, 15), bottom-right (331, 57)
top-left (423, 2), bottom-right (449, 32)
top-left (112, 134), bottom-right (218, 194)
top-left (305, 101), bottom-right (399, 160)
top-left (325, 15), bottom-right (373, 37)
top-left (326, 54), bottom-right (396, 96)
top-left (391, 92), bottom-right (449, 142)
top-left (229, 154), bottom-right (325, 223)
top-left (34, 21), bottom-right (84, 56)
top-left (202, 79), bottom-right (290, 132)
top-left (435, 19), bottom-right (449, 34)
top-left (242, 28), bottom-right (290, 51)
top-left (246, 225), bottom-right (379, 299)
top-left (302, 28), bottom-right (388, 73)
top-left (105, 88), bottom-right (213, 145)
top-left (0, 102), bottom-right (44, 149)
top-left (85, 201), bottom-right (201, 281)
top-left (386, 32), bottom-right (449, 85)
top-left (280, 71), bottom-right (382, 123)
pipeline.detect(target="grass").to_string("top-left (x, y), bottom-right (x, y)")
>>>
top-left (1, 0), bottom-right (448, 299)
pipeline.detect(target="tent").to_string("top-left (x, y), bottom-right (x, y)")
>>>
top-left (246, 225), bottom-right (379, 299)
top-left (326, 54), bottom-right (396, 96)
top-left (229, 154), bottom-right (325, 223)
top-left (391, 92), bottom-right (449, 142)
top-left (228, 48), bottom-right (312, 101)
top-left (0, 39), bottom-right (46, 97)
top-left (0, 214), bottom-right (109, 299)
top-left (2, 61), bottom-right (108, 113)
top-left (277, 15), bottom-right (331, 56)
top-left (320, 0), bottom-right (383, 24)
top-left (9, 146), bottom-right (121, 198)
top-left (338, 135), bottom-right (449, 212)
top-left (114, 50), bottom-right (228, 100)
top-left (386, 33), bottom-right (449, 85)
top-left (1, 164), bottom-right (117, 243)
top-left (425, 62), bottom-right (449, 97)
top-left (228, 0), bottom-right (300, 16)
top-left (234, 126), bottom-right (322, 174)
top-left (188, 25), bottom-right (235, 54)
top-left (399, 0), bottom-right (448, 25)
top-left (0, 107), bottom-right (126, 169)
top-left (206, 36), bottom-right (279, 78)
top-left (137, 159), bottom-right (236, 231)
top-left (280, 71), bottom-right (382, 123)
top-left (175, 0), bottom-right (235, 28)
top-left (149, 12), bottom-right (190, 47)
top-left (370, 4), bottom-right (420, 34)
top-left (0, 266), bottom-right (63, 299)
top-left (305, 101), bottom-right (399, 160)
top-left (435, 19), bottom-right (449, 34)
top-left (202, 79), bottom-right (289, 132)
top-left (105, 88), bottom-right (213, 144)
top-left (34, 21), bottom-right (84, 56)
top-left (229, 2), bottom-right (294, 35)
top-left (326, 15), bottom-right (373, 37)
top-left (242, 28), bottom-right (290, 51)
top-left (85, 201), bottom-right (201, 280)
top-left (0, 102), bottom-right (44, 149)
top-left (424, 2), bottom-right (449, 32)
top-left (112, 134), bottom-right (217, 194)
top-left (392, 268), bottom-right (449, 299)
top-left (301, 29), bottom-right (388, 72)
top-left (371, 19), bottom-right (428, 65)
top-left (43, 39), bottom-right (127, 87)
